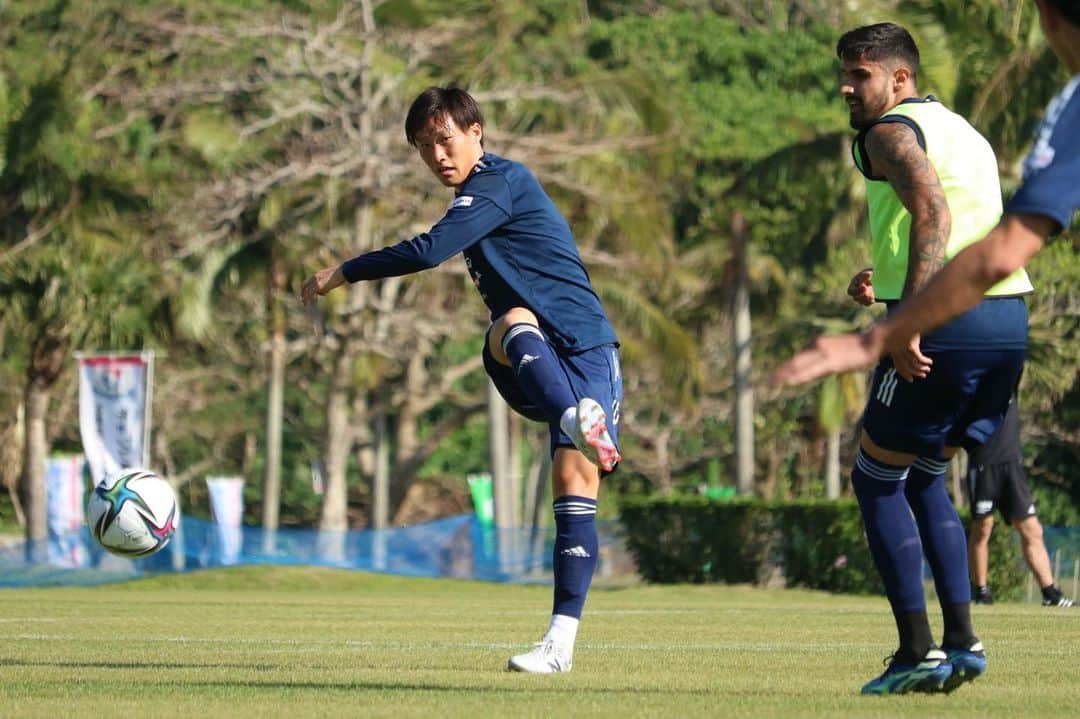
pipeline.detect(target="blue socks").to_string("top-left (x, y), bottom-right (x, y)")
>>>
top-left (852, 449), bottom-right (934, 661)
top-left (502, 324), bottom-right (577, 423)
top-left (851, 449), bottom-right (927, 616)
top-left (906, 457), bottom-right (975, 648)
top-left (853, 448), bottom-right (978, 658)
top-left (905, 457), bottom-right (971, 604)
top-left (552, 495), bottom-right (598, 619)
top-left (504, 325), bottom-right (600, 636)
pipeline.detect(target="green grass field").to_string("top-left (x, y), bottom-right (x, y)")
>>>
top-left (1, 566), bottom-right (1077, 718)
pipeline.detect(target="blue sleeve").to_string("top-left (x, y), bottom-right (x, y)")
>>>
top-left (341, 171), bottom-right (513, 282)
top-left (1005, 79), bottom-right (1080, 233)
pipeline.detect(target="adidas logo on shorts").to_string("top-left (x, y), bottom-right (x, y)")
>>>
top-left (876, 368), bottom-right (899, 406)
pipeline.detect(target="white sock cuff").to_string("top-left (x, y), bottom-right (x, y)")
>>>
top-left (912, 456), bottom-right (950, 475)
top-left (501, 323), bottom-right (545, 355)
top-left (552, 496), bottom-right (598, 516)
top-left (855, 447), bottom-right (910, 482)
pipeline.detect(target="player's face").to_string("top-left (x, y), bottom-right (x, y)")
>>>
top-left (839, 57), bottom-right (895, 130)
top-left (414, 115), bottom-right (484, 188)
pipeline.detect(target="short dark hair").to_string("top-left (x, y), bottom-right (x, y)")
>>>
top-left (1046, 0), bottom-right (1080, 26)
top-left (405, 87), bottom-right (485, 147)
top-left (836, 23), bottom-right (920, 81)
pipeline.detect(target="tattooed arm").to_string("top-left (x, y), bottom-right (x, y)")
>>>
top-left (863, 121), bottom-right (951, 296)
top-left (863, 121), bottom-right (949, 379)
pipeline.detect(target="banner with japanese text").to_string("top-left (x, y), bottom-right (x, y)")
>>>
top-left (78, 353), bottom-right (154, 487)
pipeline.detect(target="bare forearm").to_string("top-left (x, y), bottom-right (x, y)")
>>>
top-left (879, 214), bottom-right (1047, 352)
top-left (771, 213), bottom-right (1051, 389)
top-left (879, 253), bottom-right (987, 351)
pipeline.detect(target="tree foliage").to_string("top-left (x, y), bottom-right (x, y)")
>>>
top-left (0, 0), bottom-right (1076, 532)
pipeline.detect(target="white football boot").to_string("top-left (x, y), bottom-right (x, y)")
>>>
top-left (560, 397), bottom-right (621, 472)
top-left (507, 639), bottom-right (573, 674)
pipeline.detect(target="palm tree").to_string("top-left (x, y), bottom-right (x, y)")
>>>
top-left (0, 34), bottom-right (160, 556)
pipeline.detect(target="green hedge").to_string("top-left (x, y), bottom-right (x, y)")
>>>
top-left (617, 496), bottom-right (774, 584)
top-left (619, 494), bottom-right (1028, 598)
top-left (772, 500), bottom-right (880, 594)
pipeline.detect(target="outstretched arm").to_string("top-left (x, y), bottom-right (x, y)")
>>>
top-left (299, 189), bottom-right (511, 305)
top-left (771, 211), bottom-right (1050, 386)
top-left (874, 212), bottom-right (1049, 353)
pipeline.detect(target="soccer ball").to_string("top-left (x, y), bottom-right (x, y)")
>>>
top-left (87, 468), bottom-right (179, 558)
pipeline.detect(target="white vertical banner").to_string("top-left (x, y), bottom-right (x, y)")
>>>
top-left (77, 352), bottom-right (154, 487)
top-left (46, 455), bottom-right (88, 568)
top-left (207, 476), bottom-right (245, 566)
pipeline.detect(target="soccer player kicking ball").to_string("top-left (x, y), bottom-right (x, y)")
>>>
top-left (301, 86), bottom-right (622, 674)
top-left (822, 23), bottom-right (1035, 695)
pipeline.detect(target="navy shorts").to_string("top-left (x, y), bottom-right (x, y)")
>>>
top-left (482, 335), bottom-right (623, 458)
top-left (862, 298), bottom-right (1027, 458)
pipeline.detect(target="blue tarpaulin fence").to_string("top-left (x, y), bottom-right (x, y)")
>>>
top-left (2, 514), bottom-right (528, 587)
top-left (3, 515), bottom-right (1077, 599)
top-left (0, 513), bottom-right (626, 589)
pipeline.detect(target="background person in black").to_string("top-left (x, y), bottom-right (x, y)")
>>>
top-left (966, 397), bottom-right (1074, 607)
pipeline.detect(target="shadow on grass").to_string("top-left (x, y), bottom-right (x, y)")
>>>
top-left (0, 658), bottom-right (279, 671)
top-left (157, 679), bottom-right (722, 695)
top-left (1, 659), bottom-right (725, 695)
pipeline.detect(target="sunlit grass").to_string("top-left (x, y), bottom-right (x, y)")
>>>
top-left (1, 566), bottom-right (1077, 718)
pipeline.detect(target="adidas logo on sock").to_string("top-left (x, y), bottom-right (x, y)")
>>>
top-left (560, 545), bottom-right (591, 558)
top-left (516, 354), bottom-right (538, 374)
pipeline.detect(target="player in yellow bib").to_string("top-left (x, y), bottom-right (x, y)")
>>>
top-left (854, 100), bottom-right (1033, 306)
top-left (774, 0), bottom-right (1080, 385)
top-left (831, 23), bottom-right (1031, 696)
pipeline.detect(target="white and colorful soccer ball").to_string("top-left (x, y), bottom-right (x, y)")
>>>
top-left (87, 468), bottom-right (179, 558)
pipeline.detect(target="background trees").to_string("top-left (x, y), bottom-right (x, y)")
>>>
top-left (0, 0), bottom-right (1076, 537)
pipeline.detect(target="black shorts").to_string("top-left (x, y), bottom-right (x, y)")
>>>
top-left (967, 458), bottom-right (1036, 523)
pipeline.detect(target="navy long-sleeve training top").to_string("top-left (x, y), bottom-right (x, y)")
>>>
top-left (341, 153), bottom-right (618, 353)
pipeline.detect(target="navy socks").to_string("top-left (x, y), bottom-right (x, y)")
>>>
top-left (551, 495), bottom-right (598, 619)
top-left (852, 449), bottom-right (925, 614)
top-left (906, 457), bottom-right (975, 648)
top-left (851, 449), bottom-right (932, 659)
top-left (853, 448), bottom-right (979, 656)
top-left (501, 324), bottom-right (577, 423)
top-left (503, 325), bottom-right (599, 632)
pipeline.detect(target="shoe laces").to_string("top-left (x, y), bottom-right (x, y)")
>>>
top-left (881, 651), bottom-right (911, 672)
top-left (532, 638), bottom-right (571, 666)
top-left (531, 639), bottom-right (563, 655)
